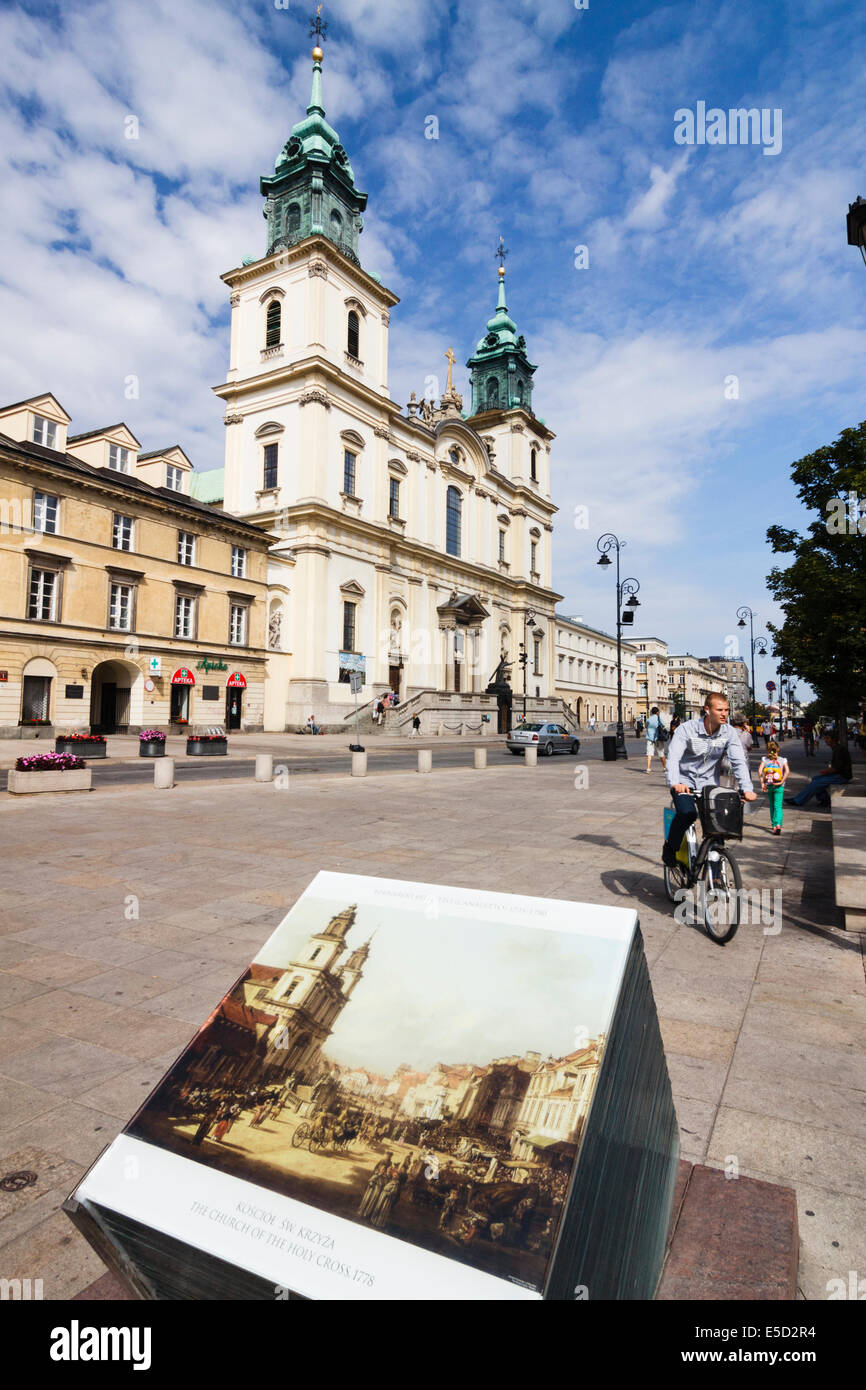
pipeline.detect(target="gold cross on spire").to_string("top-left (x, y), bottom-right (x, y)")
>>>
top-left (445, 347), bottom-right (456, 392)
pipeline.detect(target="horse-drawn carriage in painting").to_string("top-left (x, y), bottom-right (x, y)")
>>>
top-left (291, 1107), bottom-right (363, 1155)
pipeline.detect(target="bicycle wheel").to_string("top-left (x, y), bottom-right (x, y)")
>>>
top-left (663, 859), bottom-right (690, 904)
top-left (700, 846), bottom-right (742, 945)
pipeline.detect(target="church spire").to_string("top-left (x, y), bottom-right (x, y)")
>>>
top-left (466, 237), bottom-right (537, 417)
top-left (260, 8), bottom-right (367, 264)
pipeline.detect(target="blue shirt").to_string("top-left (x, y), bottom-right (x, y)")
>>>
top-left (665, 717), bottom-right (753, 794)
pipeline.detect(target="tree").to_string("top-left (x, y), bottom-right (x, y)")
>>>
top-left (766, 420), bottom-right (866, 747)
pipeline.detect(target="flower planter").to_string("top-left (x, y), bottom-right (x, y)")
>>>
top-left (55, 738), bottom-right (107, 759)
top-left (186, 738), bottom-right (227, 756)
top-left (139, 741), bottom-right (166, 758)
top-left (7, 768), bottom-right (92, 795)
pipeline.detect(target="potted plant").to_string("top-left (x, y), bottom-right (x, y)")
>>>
top-left (7, 750), bottom-right (92, 795)
top-left (54, 732), bottom-right (108, 759)
top-left (186, 729), bottom-right (228, 756)
top-left (139, 729), bottom-right (166, 758)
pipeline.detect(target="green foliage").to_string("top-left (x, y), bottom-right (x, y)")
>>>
top-left (766, 421), bottom-right (866, 739)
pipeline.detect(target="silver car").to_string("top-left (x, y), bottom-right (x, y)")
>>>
top-left (507, 722), bottom-right (581, 756)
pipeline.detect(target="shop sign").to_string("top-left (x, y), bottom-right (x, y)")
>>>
top-left (0, 671), bottom-right (7, 682)
top-left (171, 667), bottom-right (195, 686)
top-left (197, 658), bottom-right (228, 672)
top-left (226, 672), bottom-right (247, 689)
top-left (147, 656), bottom-right (161, 675)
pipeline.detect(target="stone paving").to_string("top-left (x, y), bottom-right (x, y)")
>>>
top-left (0, 740), bottom-right (863, 1300)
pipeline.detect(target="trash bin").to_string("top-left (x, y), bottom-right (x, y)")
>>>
top-left (602, 735), bottom-right (617, 762)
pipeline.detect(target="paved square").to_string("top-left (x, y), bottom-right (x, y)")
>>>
top-left (1, 742), bottom-right (863, 1300)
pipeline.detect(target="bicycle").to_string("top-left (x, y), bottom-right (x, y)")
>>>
top-left (663, 786), bottom-right (744, 945)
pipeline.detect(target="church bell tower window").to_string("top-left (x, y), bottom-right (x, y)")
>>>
top-left (265, 300), bottom-right (281, 348)
top-left (263, 443), bottom-right (278, 490)
top-left (486, 378), bottom-right (499, 409)
top-left (446, 486), bottom-right (462, 557)
top-left (347, 311), bottom-right (360, 359)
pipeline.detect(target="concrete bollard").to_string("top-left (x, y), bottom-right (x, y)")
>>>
top-left (474, 748), bottom-right (487, 770)
top-left (255, 753), bottom-right (274, 783)
top-left (418, 749), bottom-right (432, 774)
top-left (524, 747), bottom-right (538, 768)
top-left (351, 750), bottom-right (367, 777)
top-left (154, 756), bottom-right (175, 789)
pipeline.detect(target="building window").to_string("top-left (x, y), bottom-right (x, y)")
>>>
top-left (330, 208), bottom-right (343, 238)
top-left (229, 603), bottom-right (247, 646)
top-left (533, 637), bottom-right (541, 675)
top-left (499, 530), bottom-right (506, 562)
top-left (530, 447), bottom-right (537, 480)
top-left (175, 594), bottom-right (195, 638)
top-left (32, 416), bottom-right (57, 448)
top-left (112, 514), bottom-right (133, 551)
top-left (165, 465), bottom-right (183, 492)
top-left (109, 582), bottom-right (133, 631)
top-left (28, 568), bottom-right (58, 621)
top-left (446, 486), bottom-right (461, 557)
top-left (389, 477), bottom-right (400, 518)
top-left (231, 545), bottom-right (246, 578)
top-left (530, 541), bottom-right (537, 573)
top-left (265, 299), bottom-right (281, 347)
top-left (108, 444), bottom-right (130, 473)
top-left (347, 311), bottom-right (360, 359)
top-left (286, 203), bottom-right (301, 234)
top-left (33, 492), bottom-right (58, 534)
top-left (342, 600), bottom-right (356, 654)
top-left (486, 378), bottom-right (499, 408)
top-left (263, 442), bottom-right (278, 490)
top-left (177, 531), bottom-right (195, 566)
top-left (343, 450), bottom-right (356, 496)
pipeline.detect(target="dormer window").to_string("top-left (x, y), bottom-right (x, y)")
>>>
top-left (32, 415), bottom-right (57, 448)
top-left (166, 465), bottom-right (183, 492)
top-left (108, 444), bottom-right (131, 473)
top-left (265, 299), bottom-right (281, 348)
top-left (347, 310), bottom-right (360, 359)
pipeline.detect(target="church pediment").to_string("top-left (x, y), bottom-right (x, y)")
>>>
top-left (340, 579), bottom-right (365, 597)
top-left (436, 590), bottom-right (490, 624)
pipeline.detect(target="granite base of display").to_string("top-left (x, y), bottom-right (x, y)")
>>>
top-left (7, 768), bottom-right (93, 794)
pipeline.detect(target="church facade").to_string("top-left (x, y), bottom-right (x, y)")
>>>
top-left (213, 38), bottom-right (564, 732)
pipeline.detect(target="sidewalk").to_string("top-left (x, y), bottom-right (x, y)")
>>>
top-left (0, 741), bottom-right (862, 1299)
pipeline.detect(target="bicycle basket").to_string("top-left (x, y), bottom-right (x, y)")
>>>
top-left (700, 786), bottom-right (743, 839)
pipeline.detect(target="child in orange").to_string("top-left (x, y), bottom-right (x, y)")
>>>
top-left (759, 739), bottom-right (789, 835)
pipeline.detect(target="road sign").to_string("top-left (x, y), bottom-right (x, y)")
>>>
top-left (339, 651), bottom-right (365, 673)
top-left (349, 671), bottom-right (363, 694)
top-left (766, 680), bottom-right (776, 692)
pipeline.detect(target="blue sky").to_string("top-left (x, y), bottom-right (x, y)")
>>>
top-left (2, 0), bottom-right (866, 698)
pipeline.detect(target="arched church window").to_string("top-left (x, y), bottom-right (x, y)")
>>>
top-left (347, 310), bottom-right (360, 359)
top-left (530, 447), bottom-right (538, 480)
top-left (516, 380), bottom-right (524, 405)
top-left (446, 486), bottom-right (461, 557)
top-left (286, 203), bottom-right (301, 235)
top-left (330, 208), bottom-right (343, 238)
top-left (265, 299), bottom-right (281, 348)
top-left (449, 448), bottom-right (459, 466)
top-left (486, 378), bottom-right (499, 408)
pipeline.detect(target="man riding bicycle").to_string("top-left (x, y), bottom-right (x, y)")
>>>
top-left (662, 693), bottom-right (757, 867)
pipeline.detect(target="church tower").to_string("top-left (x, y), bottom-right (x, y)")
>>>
top-left (466, 244), bottom-right (537, 415)
top-left (261, 27), bottom-right (367, 264)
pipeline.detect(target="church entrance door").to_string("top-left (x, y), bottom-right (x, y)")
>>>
top-left (388, 664), bottom-right (401, 696)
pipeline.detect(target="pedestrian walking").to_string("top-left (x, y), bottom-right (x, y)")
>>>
top-left (759, 739), bottom-right (789, 835)
top-left (645, 706), bottom-right (668, 774)
top-left (409, 713), bottom-right (421, 738)
top-left (802, 716), bottom-right (815, 757)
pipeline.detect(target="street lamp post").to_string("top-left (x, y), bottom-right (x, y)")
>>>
top-left (597, 533), bottom-right (641, 758)
top-left (736, 607), bottom-right (768, 735)
top-left (519, 610), bottom-right (541, 721)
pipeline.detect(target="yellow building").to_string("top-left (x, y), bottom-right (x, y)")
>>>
top-left (0, 393), bottom-right (270, 735)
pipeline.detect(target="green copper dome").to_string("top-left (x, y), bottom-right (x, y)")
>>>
top-left (261, 49), bottom-right (367, 265)
top-left (467, 267), bottom-right (537, 415)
